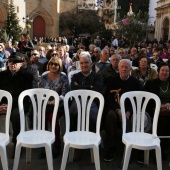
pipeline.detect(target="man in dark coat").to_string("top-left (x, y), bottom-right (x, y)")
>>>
top-left (0, 52), bottom-right (33, 157)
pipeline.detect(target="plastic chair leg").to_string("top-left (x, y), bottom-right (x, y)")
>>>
top-left (26, 148), bottom-right (32, 163)
top-left (155, 146), bottom-right (162, 170)
top-left (144, 150), bottom-right (149, 165)
top-left (60, 144), bottom-right (70, 170)
top-left (0, 146), bottom-right (9, 170)
top-left (13, 143), bottom-right (22, 170)
top-left (90, 148), bottom-right (94, 163)
top-left (45, 144), bottom-right (53, 170)
top-left (68, 147), bottom-right (74, 163)
top-left (122, 145), bottom-right (132, 170)
top-left (93, 145), bottom-right (100, 170)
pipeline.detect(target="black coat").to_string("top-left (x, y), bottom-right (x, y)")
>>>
top-left (0, 69), bottom-right (33, 109)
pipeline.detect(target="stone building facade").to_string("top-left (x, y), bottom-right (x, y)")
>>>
top-left (155, 0), bottom-right (170, 42)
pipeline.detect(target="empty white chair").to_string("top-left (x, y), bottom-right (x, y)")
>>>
top-left (0, 90), bottom-right (12, 170)
top-left (13, 88), bottom-right (59, 170)
top-left (120, 91), bottom-right (162, 170)
top-left (60, 90), bottom-right (104, 170)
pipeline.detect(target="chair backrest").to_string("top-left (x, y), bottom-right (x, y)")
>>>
top-left (18, 88), bottom-right (59, 133)
top-left (120, 91), bottom-right (161, 136)
top-left (150, 63), bottom-right (158, 72)
top-left (64, 90), bottom-right (104, 135)
top-left (0, 90), bottom-right (12, 134)
top-left (68, 70), bottom-right (81, 85)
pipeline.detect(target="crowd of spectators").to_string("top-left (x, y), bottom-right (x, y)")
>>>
top-left (0, 33), bottom-right (170, 165)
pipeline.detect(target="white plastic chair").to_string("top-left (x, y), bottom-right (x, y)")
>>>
top-left (0, 90), bottom-right (12, 170)
top-left (60, 90), bottom-right (104, 170)
top-left (13, 88), bottom-right (60, 170)
top-left (120, 91), bottom-right (162, 170)
top-left (150, 63), bottom-right (158, 72)
top-left (68, 70), bottom-right (81, 85)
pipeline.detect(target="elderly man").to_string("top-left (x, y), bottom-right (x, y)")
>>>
top-left (101, 54), bottom-right (121, 84)
top-left (38, 46), bottom-right (47, 64)
top-left (91, 47), bottom-right (101, 63)
top-left (103, 59), bottom-right (142, 162)
top-left (93, 48), bottom-right (110, 74)
top-left (70, 51), bottom-right (103, 132)
top-left (0, 52), bottom-right (33, 157)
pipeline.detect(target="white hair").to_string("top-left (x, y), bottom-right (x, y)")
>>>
top-left (79, 51), bottom-right (92, 63)
top-left (118, 59), bottom-right (131, 67)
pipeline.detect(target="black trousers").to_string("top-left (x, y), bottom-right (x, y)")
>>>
top-left (104, 109), bottom-right (132, 149)
top-left (10, 108), bottom-right (20, 144)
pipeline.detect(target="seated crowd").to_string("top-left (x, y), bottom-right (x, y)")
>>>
top-left (0, 34), bottom-right (170, 166)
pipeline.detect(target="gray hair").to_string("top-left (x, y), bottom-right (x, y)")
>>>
top-left (79, 51), bottom-right (92, 63)
top-left (111, 54), bottom-right (122, 60)
top-left (118, 59), bottom-right (131, 67)
top-left (94, 47), bottom-right (101, 52)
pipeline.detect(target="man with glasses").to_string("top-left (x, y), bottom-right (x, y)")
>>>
top-left (38, 46), bottom-right (47, 64)
top-left (30, 50), bottom-right (43, 75)
top-left (91, 47), bottom-right (101, 63)
top-left (0, 52), bottom-right (33, 158)
top-left (93, 49), bottom-right (110, 74)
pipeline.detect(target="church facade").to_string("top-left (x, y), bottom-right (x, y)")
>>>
top-left (155, 0), bottom-right (170, 42)
top-left (0, 0), bottom-right (170, 41)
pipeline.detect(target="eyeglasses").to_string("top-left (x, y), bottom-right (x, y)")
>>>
top-left (49, 62), bottom-right (59, 67)
top-left (119, 52), bottom-right (124, 54)
top-left (51, 53), bottom-right (57, 56)
top-left (153, 54), bottom-right (158, 56)
top-left (31, 53), bottom-right (38, 56)
top-left (140, 60), bottom-right (147, 63)
top-left (94, 51), bottom-right (99, 53)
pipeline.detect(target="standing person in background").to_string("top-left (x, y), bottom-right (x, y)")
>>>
top-left (18, 34), bottom-right (34, 57)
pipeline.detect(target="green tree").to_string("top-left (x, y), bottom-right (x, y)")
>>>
top-left (115, 10), bottom-right (148, 46)
top-left (59, 9), bottom-right (105, 37)
top-left (3, 0), bottom-right (22, 43)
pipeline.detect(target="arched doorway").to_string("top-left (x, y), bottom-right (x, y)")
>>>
top-left (162, 18), bottom-right (169, 41)
top-left (33, 16), bottom-right (45, 38)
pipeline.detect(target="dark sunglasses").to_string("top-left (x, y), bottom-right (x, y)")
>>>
top-left (49, 62), bottom-right (59, 67)
top-left (51, 53), bottom-right (57, 56)
top-left (31, 53), bottom-right (38, 56)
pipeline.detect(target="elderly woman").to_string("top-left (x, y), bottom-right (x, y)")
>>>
top-left (131, 56), bottom-right (158, 87)
top-left (144, 62), bottom-right (170, 160)
top-left (39, 57), bottom-right (69, 158)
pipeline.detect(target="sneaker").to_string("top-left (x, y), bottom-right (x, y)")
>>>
top-left (104, 148), bottom-right (116, 162)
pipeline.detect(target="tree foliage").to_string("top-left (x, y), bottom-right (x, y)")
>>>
top-left (115, 11), bottom-right (148, 46)
top-left (59, 9), bottom-right (106, 37)
top-left (3, 1), bottom-right (22, 43)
